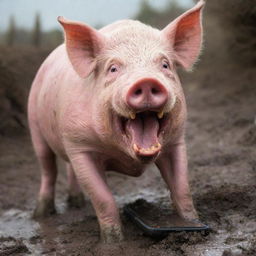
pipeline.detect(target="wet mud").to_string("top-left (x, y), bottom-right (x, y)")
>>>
top-left (0, 79), bottom-right (255, 255)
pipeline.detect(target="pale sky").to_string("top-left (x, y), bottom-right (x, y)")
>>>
top-left (0, 0), bottom-right (194, 31)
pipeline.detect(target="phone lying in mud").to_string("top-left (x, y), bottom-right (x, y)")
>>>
top-left (124, 199), bottom-right (210, 238)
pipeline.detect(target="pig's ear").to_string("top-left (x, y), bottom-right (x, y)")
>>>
top-left (162, 0), bottom-right (204, 70)
top-left (58, 16), bottom-right (105, 78)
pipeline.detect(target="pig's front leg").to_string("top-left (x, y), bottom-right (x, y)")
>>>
top-left (68, 152), bottom-right (123, 243)
top-left (156, 139), bottom-right (198, 221)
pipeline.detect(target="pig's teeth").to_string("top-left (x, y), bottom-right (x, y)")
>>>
top-left (133, 143), bottom-right (161, 154)
top-left (157, 110), bottom-right (164, 119)
top-left (155, 142), bottom-right (161, 149)
top-left (129, 112), bottom-right (136, 119)
top-left (133, 143), bottom-right (140, 152)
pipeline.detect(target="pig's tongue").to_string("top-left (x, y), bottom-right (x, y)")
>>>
top-left (126, 112), bottom-right (161, 157)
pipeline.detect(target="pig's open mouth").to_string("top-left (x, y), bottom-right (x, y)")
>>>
top-left (116, 111), bottom-right (169, 160)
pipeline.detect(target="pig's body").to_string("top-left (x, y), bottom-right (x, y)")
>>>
top-left (29, 21), bottom-right (185, 176)
top-left (29, 47), bottom-right (163, 177)
top-left (28, 1), bottom-right (204, 243)
top-left (29, 45), bottom-right (71, 162)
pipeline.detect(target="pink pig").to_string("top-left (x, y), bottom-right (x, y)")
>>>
top-left (28, 1), bottom-right (204, 242)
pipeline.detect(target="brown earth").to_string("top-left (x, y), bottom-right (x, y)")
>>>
top-left (0, 4), bottom-right (256, 252)
top-left (0, 46), bottom-right (255, 255)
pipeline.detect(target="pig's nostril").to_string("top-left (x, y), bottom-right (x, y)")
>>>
top-left (151, 88), bottom-right (159, 94)
top-left (135, 89), bottom-right (142, 96)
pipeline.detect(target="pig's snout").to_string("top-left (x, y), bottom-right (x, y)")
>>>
top-left (126, 78), bottom-right (168, 111)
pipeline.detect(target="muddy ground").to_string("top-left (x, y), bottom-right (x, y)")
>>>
top-left (0, 60), bottom-right (255, 255)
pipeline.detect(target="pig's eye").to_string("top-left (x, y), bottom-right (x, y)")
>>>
top-left (109, 64), bottom-right (118, 73)
top-left (162, 60), bottom-right (170, 69)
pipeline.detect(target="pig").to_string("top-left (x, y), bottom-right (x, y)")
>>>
top-left (28, 0), bottom-right (205, 243)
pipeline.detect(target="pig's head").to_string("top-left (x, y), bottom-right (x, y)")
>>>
top-left (58, 0), bottom-right (204, 162)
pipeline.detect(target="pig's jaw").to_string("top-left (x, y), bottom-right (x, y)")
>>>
top-left (115, 111), bottom-right (170, 161)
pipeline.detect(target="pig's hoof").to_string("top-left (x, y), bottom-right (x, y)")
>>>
top-left (67, 193), bottom-right (85, 208)
top-left (33, 198), bottom-right (56, 219)
top-left (100, 225), bottom-right (124, 244)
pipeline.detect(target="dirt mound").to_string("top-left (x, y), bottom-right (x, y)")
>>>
top-left (0, 46), bottom-right (50, 137)
top-left (213, 0), bottom-right (256, 67)
top-left (0, 60), bottom-right (25, 136)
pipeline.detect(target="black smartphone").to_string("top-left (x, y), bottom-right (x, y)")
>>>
top-left (124, 199), bottom-right (210, 237)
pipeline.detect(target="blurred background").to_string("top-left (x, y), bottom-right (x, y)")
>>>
top-left (0, 1), bottom-right (256, 255)
top-left (0, 0), bottom-right (255, 137)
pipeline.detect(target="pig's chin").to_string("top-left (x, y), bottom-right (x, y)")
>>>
top-left (115, 111), bottom-right (169, 162)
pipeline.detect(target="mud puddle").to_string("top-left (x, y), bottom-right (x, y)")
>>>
top-left (0, 205), bottom-right (95, 255)
top-left (0, 208), bottom-right (42, 255)
top-left (0, 181), bottom-right (255, 256)
top-left (0, 81), bottom-right (256, 255)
